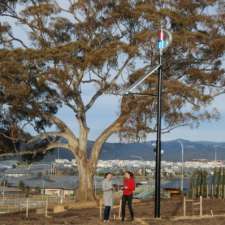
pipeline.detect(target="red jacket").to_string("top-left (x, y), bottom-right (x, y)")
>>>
top-left (123, 178), bottom-right (135, 196)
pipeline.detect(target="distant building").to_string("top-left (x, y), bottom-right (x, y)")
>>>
top-left (0, 160), bottom-right (18, 169)
top-left (54, 159), bottom-right (70, 164)
top-left (4, 163), bottom-right (55, 177)
top-left (5, 168), bottom-right (30, 177)
top-left (6, 175), bottom-right (79, 196)
top-left (0, 187), bottom-right (23, 195)
top-left (42, 188), bottom-right (74, 197)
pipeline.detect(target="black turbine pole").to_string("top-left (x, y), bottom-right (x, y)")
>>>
top-left (154, 29), bottom-right (163, 218)
top-left (116, 27), bottom-right (171, 219)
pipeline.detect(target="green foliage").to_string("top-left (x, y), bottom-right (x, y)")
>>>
top-left (190, 169), bottom-right (208, 198)
top-left (190, 167), bottom-right (225, 199)
top-left (18, 180), bottom-right (25, 190)
top-left (18, 180), bottom-right (30, 197)
top-left (37, 171), bottom-right (43, 178)
top-left (35, 186), bottom-right (41, 194)
top-left (0, 179), bottom-right (8, 186)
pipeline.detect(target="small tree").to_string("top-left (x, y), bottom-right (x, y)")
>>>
top-left (37, 171), bottom-right (43, 178)
top-left (190, 169), bottom-right (208, 198)
top-left (35, 186), bottom-right (41, 194)
top-left (18, 180), bottom-right (25, 191)
top-left (1, 179), bottom-right (8, 187)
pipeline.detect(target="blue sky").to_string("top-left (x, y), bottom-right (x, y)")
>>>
top-left (57, 93), bottom-right (225, 143)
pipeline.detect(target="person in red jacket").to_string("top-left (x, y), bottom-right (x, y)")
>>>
top-left (121, 171), bottom-right (135, 222)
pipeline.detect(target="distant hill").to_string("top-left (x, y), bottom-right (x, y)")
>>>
top-left (40, 139), bottom-right (225, 162)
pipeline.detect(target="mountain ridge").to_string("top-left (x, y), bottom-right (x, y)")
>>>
top-left (41, 139), bottom-right (225, 162)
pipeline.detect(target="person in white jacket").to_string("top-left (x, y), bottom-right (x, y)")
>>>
top-left (102, 172), bottom-right (113, 222)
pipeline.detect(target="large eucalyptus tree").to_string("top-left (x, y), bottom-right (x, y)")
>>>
top-left (0, 0), bottom-right (224, 201)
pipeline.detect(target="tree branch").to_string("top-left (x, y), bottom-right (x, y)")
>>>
top-left (90, 113), bottom-right (129, 168)
top-left (85, 57), bottom-right (131, 112)
top-left (8, 32), bottom-right (28, 48)
top-left (161, 123), bottom-right (189, 134)
top-left (42, 114), bottom-right (82, 156)
top-left (46, 143), bottom-right (70, 151)
top-left (44, 114), bottom-right (77, 140)
top-left (85, 89), bottom-right (103, 112)
top-left (26, 131), bottom-right (68, 144)
top-left (0, 132), bottom-right (20, 142)
top-left (0, 143), bottom-right (70, 158)
top-left (111, 57), bottom-right (131, 84)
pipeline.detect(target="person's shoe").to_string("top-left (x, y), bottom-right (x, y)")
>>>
top-left (121, 218), bottom-right (125, 222)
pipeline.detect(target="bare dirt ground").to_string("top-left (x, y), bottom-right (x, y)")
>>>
top-left (1, 198), bottom-right (225, 225)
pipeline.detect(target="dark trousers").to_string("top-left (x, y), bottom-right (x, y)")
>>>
top-left (103, 206), bottom-right (111, 221)
top-left (121, 195), bottom-right (134, 220)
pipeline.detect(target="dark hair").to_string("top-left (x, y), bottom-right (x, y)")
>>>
top-left (125, 171), bottom-right (134, 178)
top-left (104, 172), bottom-right (112, 178)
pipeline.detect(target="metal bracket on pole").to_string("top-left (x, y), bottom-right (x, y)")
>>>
top-left (120, 64), bottom-right (161, 96)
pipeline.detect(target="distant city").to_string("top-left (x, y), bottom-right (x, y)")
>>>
top-left (0, 138), bottom-right (225, 197)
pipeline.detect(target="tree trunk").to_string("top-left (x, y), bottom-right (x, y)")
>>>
top-left (76, 159), bottom-right (95, 202)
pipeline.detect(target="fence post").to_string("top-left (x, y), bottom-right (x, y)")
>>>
top-left (45, 197), bottom-right (48, 217)
top-left (118, 200), bottom-right (122, 219)
top-left (210, 209), bottom-right (214, 216)
top-left (26, 198), bottom-right (29, 218)
top-left (200, 196), bottom-right (203, 217)
top-left (17, 198), bottom-right (20, 212)
top-left (60, 195), bottom-right (63, 204)
top-left (99, 199), bottom-right (102, 221)
top-left (212, 184), bottom-right (214, 198)
top-left (183, 196), bottom-right (186, 217)
top-left (224, 185), bottom-right (225, 199)
top-left (206, 185), bottom-right (209, 199)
